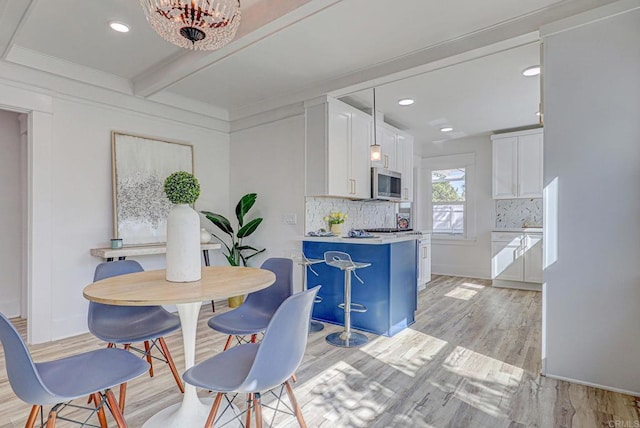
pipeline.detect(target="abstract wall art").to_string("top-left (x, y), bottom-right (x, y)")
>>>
top-left (112, 132), bottom-right (194, 245)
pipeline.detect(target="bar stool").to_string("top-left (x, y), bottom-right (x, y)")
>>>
top-left (291, 250), bottom-right (325, 332)
top-left (324, 251), bottom-right (371, 348)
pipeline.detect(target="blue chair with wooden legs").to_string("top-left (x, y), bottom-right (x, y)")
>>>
top-left (184, 286), bottom-right (320, 428)
top-left (208, 258), bottom-right (293, 350)
top-left (88, 260), bottom-right (184, 413)
top-left (0, 311), bottom-right (149, 428)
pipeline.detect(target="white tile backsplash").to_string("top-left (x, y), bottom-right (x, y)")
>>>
top-left (495, 198), bottom-right (543, 229)
top-left (305, 197), bottom-right (396, 233)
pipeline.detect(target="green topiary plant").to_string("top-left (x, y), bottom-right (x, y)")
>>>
top-left (164, 171), bottom-right (201, 204)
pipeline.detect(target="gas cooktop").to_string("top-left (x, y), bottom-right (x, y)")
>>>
top-left (364, 228), bottom-right (414, 233)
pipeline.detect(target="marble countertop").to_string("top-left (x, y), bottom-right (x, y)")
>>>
top-left (301, 234), bottom-right (421, 245)
top-left (493, 227), bottom-right (544, 233)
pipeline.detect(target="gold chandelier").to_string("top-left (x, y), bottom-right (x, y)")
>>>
top-left (140, 0), bottom-right (241, 51)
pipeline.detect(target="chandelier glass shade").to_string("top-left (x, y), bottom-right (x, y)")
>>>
top-left (140, 0), bottom-right (241, 51)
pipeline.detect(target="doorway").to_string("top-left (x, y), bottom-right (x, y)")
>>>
top-left (0, 109), bottom-right (27, 322)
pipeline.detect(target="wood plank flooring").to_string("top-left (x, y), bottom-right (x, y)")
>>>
top-left (1, 275), bottom-right (638, 427)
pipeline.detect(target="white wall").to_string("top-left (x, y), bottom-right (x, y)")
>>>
top-left (229, 115), bottom-right (306, 291)
top-left (0, 109), bottom-right (22, 317)
top-left (542, 4), bottom-right (640, 394)
top-left (0, 76), bottom-right (230, 342)
top-left (418, 135), bottom-right (494, 279)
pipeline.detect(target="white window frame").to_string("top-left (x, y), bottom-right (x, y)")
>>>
top-left (421, 153), bottom-right (476, 242)
top-left (432, 168), bottom-right (466, 235)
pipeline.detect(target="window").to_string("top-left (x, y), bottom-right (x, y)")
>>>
top-left (421, 152), bottom-right (476, 241)
top-left (432, 168), bottom-right (466, 235)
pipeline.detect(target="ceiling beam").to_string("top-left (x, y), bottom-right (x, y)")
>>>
top-left (133, 0), bottom-right (342, 98)
top-left (0, 0), bottom-right (37, 59)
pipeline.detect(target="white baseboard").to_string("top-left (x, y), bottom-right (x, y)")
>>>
top-left (52, 314), bottom-right (89, 341)
top-left (0, 298), bottom-right (21, 318)
top-left (492, 279), bottom-right (541, 291)
top-left (432, 263), bottom-right (490, 280)
top-left (544, 372), bottom-right (640, 397)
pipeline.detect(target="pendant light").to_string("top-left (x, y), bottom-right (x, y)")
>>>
top-left (370, 88), bottom-right (382, 161)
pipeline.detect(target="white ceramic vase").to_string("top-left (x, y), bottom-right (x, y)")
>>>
top-left (200, 228), bottom-right (212, 244)
top-left (166, 204), bottom-right (201, 282)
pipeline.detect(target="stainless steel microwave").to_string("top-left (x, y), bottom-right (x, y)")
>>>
top-left (371, 168), bottom-right (402, 201)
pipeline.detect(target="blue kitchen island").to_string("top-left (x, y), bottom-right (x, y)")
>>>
top-left (303, 236), bottom-right (417, 337)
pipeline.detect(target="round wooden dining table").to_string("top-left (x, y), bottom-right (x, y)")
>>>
top-left (83, 265), bottom-right (275, 428)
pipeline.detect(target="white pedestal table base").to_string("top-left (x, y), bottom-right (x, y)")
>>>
top-left (142, 301), bottom-right (240, 427)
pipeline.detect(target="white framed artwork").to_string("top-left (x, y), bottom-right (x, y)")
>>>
top-left (112, 131), bottom-right (194, 245)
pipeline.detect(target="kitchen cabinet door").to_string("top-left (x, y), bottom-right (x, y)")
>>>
top-left (397, 133), bottom-right (414, 202)
top-left (418, 239), bottom-right (431, 289)
top-left (492, 129), bottom-right (543, 199)
top-left (378, 125), bottom-right (397, 171)
top-left (492, 136), bottom-right (518, 199)
top-left (327, 104), bottom-right (351, 197)
top-left (518, 133), bottom-right (543, 198)
top-left (350, 111), bottom-right (372, 199)
top-left (307, 97), bottom-right (373, 199)
top-left (491, 238), bottom-right (524, 281)
top-left (523, 233), bottom-right (543, 283)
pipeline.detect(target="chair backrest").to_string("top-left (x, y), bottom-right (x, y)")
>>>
top-left (88, 260), bottom-right (154, 337)
top-left (93, 260), bottom-right (144, 281)
top-left (244, 258), bottom-right (293, 314)
top-left (0, 312), bottom-right (54, 404)
top-left (239, 286), bottom-right (320, 392)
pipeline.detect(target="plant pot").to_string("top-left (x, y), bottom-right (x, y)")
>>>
top-left (166, 204), bottom-right (201, 282)
top-left (330, 223), bottom-right (342, 236)
top-left (228, 295), bottom-right (244, 308)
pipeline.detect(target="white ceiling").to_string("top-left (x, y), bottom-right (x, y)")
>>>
top-left (341, 43), bottom-right (542, 146)
top-left (0, 0), bottom-right (617, 141)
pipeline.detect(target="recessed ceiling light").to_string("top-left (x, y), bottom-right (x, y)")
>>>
top-left (398, 98), bottom-right (415, 106)
top-left (440, 127), bottom-right (453, 132)
top-left (109, 22), bottom-right (130, 33)
top-left (522, 65), bottom-right (540, 77)
top-left (536, 111), bottom-right (541, 116)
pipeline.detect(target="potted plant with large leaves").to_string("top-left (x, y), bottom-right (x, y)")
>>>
top-left (202, 193), bottom-right (266, 307)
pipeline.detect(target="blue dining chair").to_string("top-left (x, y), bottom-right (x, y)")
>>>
top-left (0, 311), bottom-right (149, 427)
top-left (184, 286), bottom-right (320, 428)
top-left (88, 260), bottom-right (184, 412)
top-left (208, 258), bottom-right (293, 350)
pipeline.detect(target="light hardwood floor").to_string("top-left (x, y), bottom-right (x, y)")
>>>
top-left (1, 275), bottom-right (638, 427)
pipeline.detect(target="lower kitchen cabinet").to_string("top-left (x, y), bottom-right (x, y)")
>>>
top-left (491, 231), bottom-right (542, 291)
top-left (417, 234), bottom-right (431, 290)
top-left (302, 239), bottom-right (417, 337)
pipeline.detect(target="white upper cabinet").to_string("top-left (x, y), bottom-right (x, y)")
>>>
top-left (372, 122), bottom-right (398, 171)
top-left (349, 111), bottom-right (373, 199)
top-left (396, 132), bottom-right (414, 202)
top-left (492, 129), bottom-right (543, 199)
top-left (305, 97), bottom-right (372, 199)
